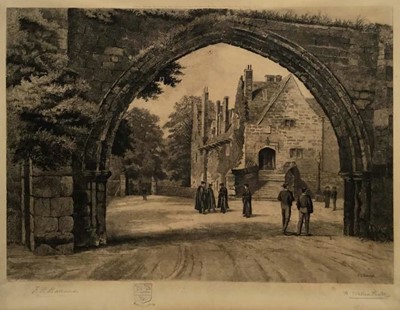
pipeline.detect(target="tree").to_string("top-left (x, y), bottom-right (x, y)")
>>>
top-left (137, 62), bottom-right (184, 101)
top-left (113, 107), bottom-right (166, 180)
top-left (7, 9), bottom-right (97, 169)
top-left (163, 96), bottom-right (200, 186)
top-left (7, 9), bottom-right (184, 170)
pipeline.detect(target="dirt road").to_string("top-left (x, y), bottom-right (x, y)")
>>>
top-left (7, 195), bottom-right (393, 283)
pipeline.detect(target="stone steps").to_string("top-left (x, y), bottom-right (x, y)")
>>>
top-left (253, 172), bottom-right (285, 200)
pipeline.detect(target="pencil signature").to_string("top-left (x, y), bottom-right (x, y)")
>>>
top-left (344, 289), bottom-right (390, 299)
top-left (32, 286), bottom-right (79, 297)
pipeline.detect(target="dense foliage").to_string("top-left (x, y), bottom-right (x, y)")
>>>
top-left (137, 62), bottom-right (184, 101)
top-left (7, 9), bottom-right (97, 169)
top-left (163, 96), bottom-right (200, 186)
top-left (112, 108), bottom-right (166, 180)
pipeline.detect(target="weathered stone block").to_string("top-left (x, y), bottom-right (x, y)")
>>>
top-left (104, 47), bottom-right (124, 56)
top-left (35, 244), bottom-right (56, 256)
top-left (56, 243), bottom-right (74, 255)
top-left (102, 61), bottom-right (115, 70)
top-left (35, 232), bottom-right (74, 247)
top-left (374, 109), bottom-right (389, 127)
top-left (32, 176), bottom-right (61, 198)
top-left (34, 198), bottom-right (51, 216)
top-left (34, 216), bottom-right (58, 234)
top-left (50, 197), bottom-right (74, 217)
top-left (59, 216), bottom-right (74, 233)
top-left (60, 176), bottom-right (74, 197)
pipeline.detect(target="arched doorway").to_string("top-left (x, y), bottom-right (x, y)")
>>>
top-left (258, 148), bottom-right (276, 170)
top-left (284, 164), bottom-right (307, 198)
top-left (77, 16), bottom-right (372, 246)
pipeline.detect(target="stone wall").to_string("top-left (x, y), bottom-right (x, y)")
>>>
top-left (7, 157), bottom-right (22, 244)
top-left (191, 83), bottom-right (246, 190)
top-left (28, 166), bottom-right (74, 255)
top-left (156, 186), bottom-right (196, 199)
top-left (65, 9), bottom-right (392, 238)
top-left (245, 76), bottom-right (322, 185)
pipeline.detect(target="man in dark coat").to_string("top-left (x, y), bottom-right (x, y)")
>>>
top-left (277, 183), bottom-right (295, 234)
top-left (207, 183), bottom-right (216, 213)
top-left (331, 186), bottom-right (338, 211)
top-left (242, 184), bottom-right (252, 218)
top-left (296, 187), bottom-right (313, 236)
top-left (323, 186), bottom-right (331, 208)
top-left (195, 181), bottom-right (207, 214)
top-left (217, 183), bottom-right (229, 214)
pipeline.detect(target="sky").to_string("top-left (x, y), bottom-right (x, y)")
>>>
top-left (133, 44), bottom-right (312, 128)
top-left (131, 7), bottom-right (393, 129)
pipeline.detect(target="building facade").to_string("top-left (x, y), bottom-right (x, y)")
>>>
top-left (191, 65), bottom-right (342, 198)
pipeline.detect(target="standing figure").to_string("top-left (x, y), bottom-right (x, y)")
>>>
top-left (331, 186), bottom-right (338, 211)
top-left (207, 183), bottom-right (216, 213)
top-left (277, 183), bottom-right (295, 234)
top-left (242, 184), bottom-right (252, 218)
top-left (142, 186), bottom-right (148, 200)
top-left (296, 187), bottom-right (313, 236)
top-left (218, 183), bottom-right (229, 214)
top-left (195, 181), bottom-right (207, 214)
top-left (323, 186), bottom-right (331, 208)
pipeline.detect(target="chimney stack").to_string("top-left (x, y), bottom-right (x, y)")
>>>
top-left (201, 87), bottom-right (208, 142)
top-left (215, 100), bottom-right (221, 136)
top-left (244, 65), bottom-right (253, 102)
top-left (221, 96), bottom-right (229, 133)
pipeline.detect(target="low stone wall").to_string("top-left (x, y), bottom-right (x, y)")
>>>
top-left (156, 186), bottom-right (197, 199)
top-left (29, 166), bottom-right (74, 255)
top-left (7, 158), bottom-right (22, 244)
top-left (232, 169), bottom-right (259, 196)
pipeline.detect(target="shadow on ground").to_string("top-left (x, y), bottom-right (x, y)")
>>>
top-left (102, 219), bottom-right (342, 253)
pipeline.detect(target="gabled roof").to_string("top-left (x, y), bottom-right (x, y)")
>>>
top-left (256, 74), bottom-right (292, 125)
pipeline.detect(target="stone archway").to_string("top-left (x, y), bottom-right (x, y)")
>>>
top-left (77, 16), bottom-right (373, 246)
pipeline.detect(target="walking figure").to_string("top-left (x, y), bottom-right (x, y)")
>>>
top-left (242, 184), bottom-right (252, 218)
top-left (195, 181), bottom-right (207, 214)
top-left (218, 183), bottom-right (229, 214)
top-left (142, 187), bottom-right (147, 200)
top-left (323, 186), bottom-right (331, 208)
top-left (277, 183), bottom-right (295, 235)
top-left (207, 183), bottom-right (216, 213)
top-left (296, 187), bottom-right (313, 236)
top-left (331, 186), bottom-right (337, 211)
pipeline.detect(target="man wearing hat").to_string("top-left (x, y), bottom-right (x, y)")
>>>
top-left (277, 183), bottom-right (295, 234)
top-left (195, 181), bottom-right (207, 214)
top-left (296, 187), bottom-right (314, 236)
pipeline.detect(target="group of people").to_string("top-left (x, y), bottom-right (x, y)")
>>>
top-left (278, 184), bottom-right (313, 236)
top-left (195, 181), bottom-right (337, 236)
top-left (323, 186), bottom-right (338, 210)
top-left (194, 182), bottom-right (229, 214)
top-left (194, 182), bottom-right (253, 218)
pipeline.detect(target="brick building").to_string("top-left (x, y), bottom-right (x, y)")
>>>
top-left (191, 65), bottom-right (342, 199)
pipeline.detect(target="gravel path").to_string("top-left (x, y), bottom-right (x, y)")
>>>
top-left (7, 195), bottom-right (393, 283)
